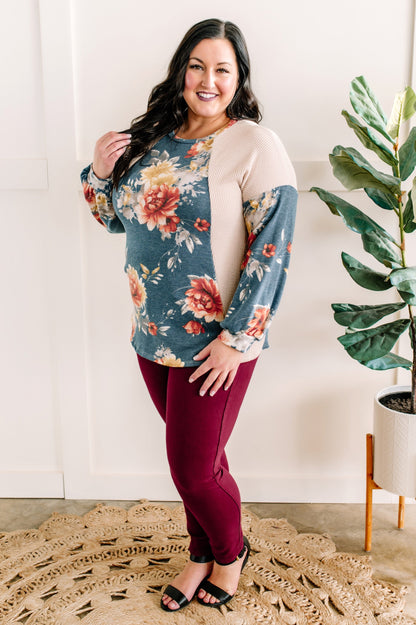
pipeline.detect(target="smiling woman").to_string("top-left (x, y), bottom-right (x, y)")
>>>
top-left (80, 17), bottom-right (297, 614)
top-left (180, 38), bottom-right (239, 138)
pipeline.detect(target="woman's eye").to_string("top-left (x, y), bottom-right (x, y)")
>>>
top-left (217, 68), bottom-right (229, 74)
top-left (189, 64), bottom-right (203, 70)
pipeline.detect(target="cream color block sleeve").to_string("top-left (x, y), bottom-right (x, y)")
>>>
top-left (208, 120), bottom-right (298, 356)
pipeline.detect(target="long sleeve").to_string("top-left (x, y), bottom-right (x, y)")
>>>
top-left (80, 164), bottom-right (125, 234)
top-left (218, 126), bottom-right (297, 353)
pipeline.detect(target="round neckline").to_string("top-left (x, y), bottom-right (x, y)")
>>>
top-left (169, 119), bottom-right (237, 143)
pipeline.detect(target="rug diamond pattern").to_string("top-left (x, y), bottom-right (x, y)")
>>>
top-left (0, 501), bottom-right (414, 624)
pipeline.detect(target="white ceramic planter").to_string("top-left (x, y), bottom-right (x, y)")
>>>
top-left (373, 385), bottom-right (416, 498)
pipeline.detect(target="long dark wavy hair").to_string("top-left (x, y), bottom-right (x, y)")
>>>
top-left (113, 18), bottom-right (261, 188)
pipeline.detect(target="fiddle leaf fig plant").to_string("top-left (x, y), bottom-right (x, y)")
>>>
top-left (311, 76), bottom-right (416, 412)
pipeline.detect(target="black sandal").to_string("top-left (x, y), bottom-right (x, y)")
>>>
top-left (160, 553), bottom-right (213, 612)
top-left (196, 536), bottom-right (250, 608)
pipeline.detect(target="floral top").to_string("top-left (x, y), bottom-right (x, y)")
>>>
top-left (80, 119), bottom-right (297, 367)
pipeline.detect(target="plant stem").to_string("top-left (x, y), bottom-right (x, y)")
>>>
top-left (394, 135), bottom-right (416, 411)
top-left (397, 194), bottom-right (406, 265)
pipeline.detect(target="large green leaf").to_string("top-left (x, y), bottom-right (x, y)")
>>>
top-left (338, 318), bottom-right (410, 360)
top-left (342, 110), bottom-right (397, 167)
top-left (341, 252), bottom-right (392, 291)
top-left (361, 230), bottom-right (401, 268)
top-left (403, 191), bottom-right (416, 233)
top-left (332, 302), bottom-right (406, 329)
top-left (387, 87), bottom-right (416, 139)
top-left (404, 179), bottom-right (416, 233)
top-left (402, 87), bottom-right (416, 119)
top-left (398, 127), bottom-right (416, 180)
top-left (361, 352), bottom-right (412, 370)
top-left (329, 146), bottom-right (401, 195)
top-left (311, 187), bottom-right (401, 267)
top-left (350, 76), bottom-right (393, 144)
top-left (389, 266), bottom-right (416, 304)
top-left (311, 187), bottom-right (395, 239)
top-left (364, 188), bottom-right (399, 210)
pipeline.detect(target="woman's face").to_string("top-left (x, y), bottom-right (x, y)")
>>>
top-left (183, 38), bottom-right (239, 124)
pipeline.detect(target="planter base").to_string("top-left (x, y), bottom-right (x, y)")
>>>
top-left (373, 386), bottom-right (416, 496)
top-left (365, 433), bottom-right (405, 552)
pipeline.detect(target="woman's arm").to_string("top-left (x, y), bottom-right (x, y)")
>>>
top-left (218, 184), bottom-right (297, 352)
top-left (190, 185), bottom-right (297, 396)
top-left (190, 338), bottom-right (244, 396)
top-left (80, 131), bottom-right (131, 233)
top-left (190, 125), bottom-right (297, 395)
top-left (92, 131), bottom-right (131, 179)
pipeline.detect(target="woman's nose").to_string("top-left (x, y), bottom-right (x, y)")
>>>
top-left (201, 70), bottom-right (215, 88)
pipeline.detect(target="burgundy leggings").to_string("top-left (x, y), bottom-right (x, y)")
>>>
top-left (137, 354), bottom-right (257, 564)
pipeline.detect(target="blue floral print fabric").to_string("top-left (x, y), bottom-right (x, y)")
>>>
top-left (80, 121), bottom-right (297, 366)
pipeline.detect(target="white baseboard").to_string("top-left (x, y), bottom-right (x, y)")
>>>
top-left (0, 471), bottom-right (64, 498)
top-left (237, 474), bottom-right (405, 504)
top-left (61, 472), bottom-right (412, 504)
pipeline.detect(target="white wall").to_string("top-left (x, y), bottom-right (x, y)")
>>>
top-left (1, 0), bottom-right (415, 501)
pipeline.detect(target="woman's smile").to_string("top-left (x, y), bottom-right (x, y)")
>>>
top-left (196, 92), bottom-right (219, 101)
top-left (182, 38), bottom-right (239, 126)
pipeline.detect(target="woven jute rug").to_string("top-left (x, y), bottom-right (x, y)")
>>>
top-left (0, 501), bottom-right (414, 624)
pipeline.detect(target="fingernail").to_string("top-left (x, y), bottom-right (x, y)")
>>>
top-left (189, 377), bottom-right (194, 383)
top-left (200, 390), bottom-right (206, 396)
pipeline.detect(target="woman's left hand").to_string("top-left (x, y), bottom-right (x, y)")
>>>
top-left (189, 338), bottom-right (244, 396)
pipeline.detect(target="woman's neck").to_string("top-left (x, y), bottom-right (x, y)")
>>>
top-left (176, 113), bottom-right (230, 140)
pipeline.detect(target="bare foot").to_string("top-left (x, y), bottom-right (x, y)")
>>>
top-left (197, 545), bottom-right (248, 604)
top-left (162, 559), bottom-right (213, 611)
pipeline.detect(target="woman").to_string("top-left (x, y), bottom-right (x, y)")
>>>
top-left (81, 18), bottom-right (297, 612)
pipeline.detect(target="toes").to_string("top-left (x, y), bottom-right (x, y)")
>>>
top-left (198, 589), bottom-right (206, 599)
top-left (202, 592), bottom-right (218, 604)
top-left (167, 599), bottom-right (179, 610)
top-left (162, 595), bottom-right (179, 610)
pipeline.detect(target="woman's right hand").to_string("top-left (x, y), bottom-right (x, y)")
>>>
top-left (92, 131), bottom-right (131, 179)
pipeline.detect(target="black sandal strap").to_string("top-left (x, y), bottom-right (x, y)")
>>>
top-left (190, 553), bottom-right (214, 563)
top-left (198, 578), bottom-right (232, 603)
top-left (162, 585), bottom-right (190, 608)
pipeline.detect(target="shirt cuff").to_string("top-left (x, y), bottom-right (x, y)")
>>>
top-left (218, 329), bottom-right (256, 353)
top-left (88, 165), bottom-right (113, 189)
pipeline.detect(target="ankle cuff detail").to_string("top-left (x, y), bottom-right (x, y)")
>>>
top-left (214, 537), bottom-right (247, 566)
